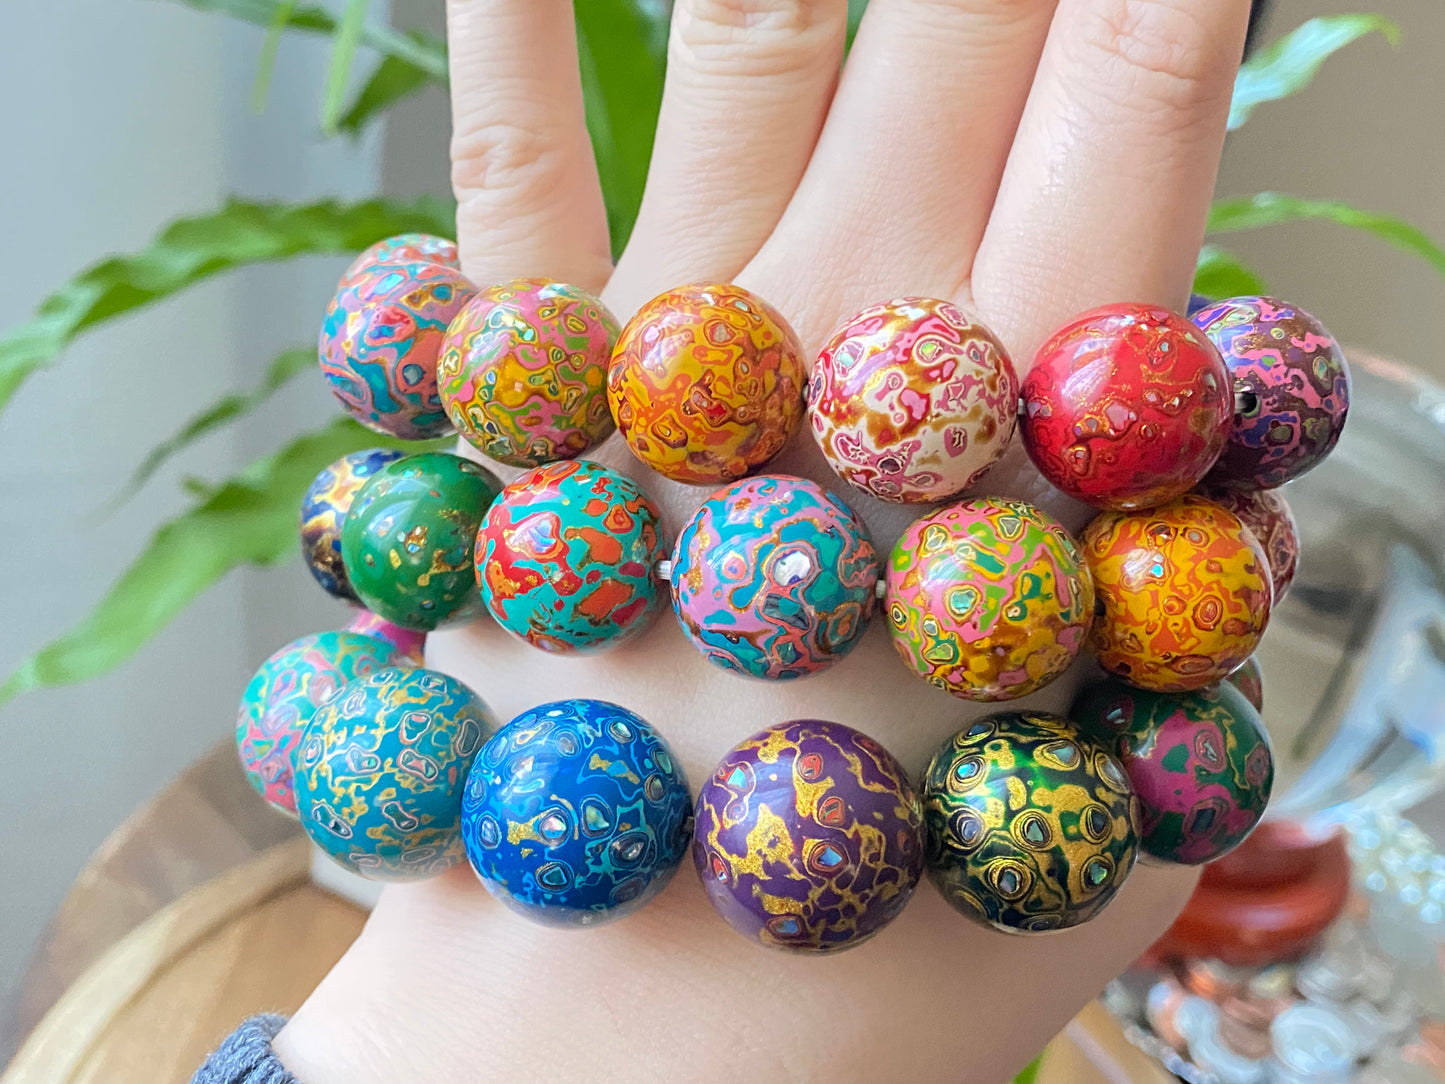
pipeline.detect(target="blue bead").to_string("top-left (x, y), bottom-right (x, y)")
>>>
top-left (461, 698), bottom-right (692, 926)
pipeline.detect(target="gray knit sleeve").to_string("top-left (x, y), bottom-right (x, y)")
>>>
top-left (190, 1015), bottom-right (299, 1084)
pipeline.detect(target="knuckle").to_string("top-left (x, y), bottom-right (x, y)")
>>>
top-left (450, 119), bottom-right (567, 203)
top-left (674, 0), bottom-right (842, 67)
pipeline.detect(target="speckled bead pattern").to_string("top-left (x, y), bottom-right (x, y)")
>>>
top-left (1193, 296), bottom-right (1351, 489)
top-left (293, 666), bottom-right (496, 879)
top-left (343, 610), bottom-right (427, 664)
top-left (341, 453), bottom-right (502, 630)
top-left (1083, 495), bottom-right (1273, 692)
top-left (808, 298), bottom-right (1018, 503)
top-left (438, 279), bottom-right (619, 467)
top-left (299, 448), bottom-right (406, 602)
top-left (476, 460), bottom-right (664, 653)
top-left (236, 631), bottom-right (405, 815)
top-left (921, 711), bottom-right (1140, 933)
top-left (1200, 484), bottom-right (1300, 605)
top-left (319, 260), bottom-right (476, 440)
top-left (692, 720), bottom-right (923, 953)
top-left (607, 282), bottom-right (807, 485)
top-left (1021, 303), bottom-right (1233, 510)
top-left (885, 497), bottom-right (1094, 701)
top-left (461, 699), bottom-right (693, 926)
top-left (1072, 678), bottom-right (1274, 865)
top-left (671, 475), bottom-right (879, 680)
top-left (343, 233), bottom-right (460, 282)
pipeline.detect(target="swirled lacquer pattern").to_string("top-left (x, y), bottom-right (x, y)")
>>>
top-left (809, 298), bottom-right (1018, 503)
top-left (342, 233), bottom-right (460, 282)
top-left (1199, 484), bottom-right (1300, 604)
top-left (461, 699), bottom-right (692, 926)
top-left (922, 712), bottom-right (1139, 933)
top-left (236, 631), bottom-right (404, 815)
top-left (1083, 495), bottom-right (1272, 692)
top-left (671, 476), bottom-right (878, 680)
top-left (319, 260), bottom-right (475, 439)
top-left (341, 453), bottom-right (502, 630)
top-left (476, 461), bottom-right (664, 653)
top-left (438, 279), bottom-right (619, 467)
top-left (692, 720), bottom-right (923, 952)
top-left (885, 498), bottom-right (1093, 701)
top-left (1072, 678), bottom-right (1274, 865)
top-left (343, 610), bottom-right (427, 664)
top-left (299, 448), bottom-right (405, 602)
top-left (608, 283), bottom-right (806, 484)
top-left (1226, 655), bottom-right (1265, 712)
top-left (1021, 304), bottom-right (1232, 510)
top-left (1193, 296), bottom-right (1350, 489)
top-left (294, 666), bottom-right (496, 879)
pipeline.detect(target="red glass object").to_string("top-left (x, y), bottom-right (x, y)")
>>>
top-left (1021, 303), bottom-right (1233, 510)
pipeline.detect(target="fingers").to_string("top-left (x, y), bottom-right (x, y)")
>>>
top-left (744, 0), bottom-right (1057, 344)
top-left (607, 0), bottom-right (848, 318)
top-left (446, 0), bottom-right (613, 291)
top-left (973, 0), bottom-right (1251, 361)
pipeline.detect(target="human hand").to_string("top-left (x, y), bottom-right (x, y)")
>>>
top-left (276, 1), bottom-right (1250, 1080)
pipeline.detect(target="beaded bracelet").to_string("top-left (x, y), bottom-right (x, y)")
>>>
top-left (237, 232), bottom-right (1348, 951)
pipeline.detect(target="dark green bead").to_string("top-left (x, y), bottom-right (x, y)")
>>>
top-left (340, 452), bottom-right (501, 630)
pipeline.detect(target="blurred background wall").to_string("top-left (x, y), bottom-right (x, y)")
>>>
top-left (0, 0), bottom-right (1440, 1054)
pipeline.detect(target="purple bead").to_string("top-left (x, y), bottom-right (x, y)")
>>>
top-left (693, 720), bottom-right (923, 953)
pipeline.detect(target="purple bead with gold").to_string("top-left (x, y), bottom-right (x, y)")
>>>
top-left (300, 448), bottom-right (406, 603)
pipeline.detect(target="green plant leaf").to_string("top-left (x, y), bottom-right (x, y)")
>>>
top-left (0, 417), bottom-right (393, 708)
top-left (1208, 192), bottom-right (1445, 281)
top-left (105, 347), bottom-right (315, 512)
top-left (336, 50), bottom-right (432, 135)
top-left (576, 0), bottom-right (668, 255)
top-left (251, 0), bottom-right (295, 112)
top-left (847, 0), bottom-right (868, 50)
top-left (321, 0), bottom-right (371, 133)
top-left (1193, 244), bottom-right (1268, 301)
top-left (1230, 14), bottom-right (1400, 130)
top-left (0, 195), bottom-right (455, 415)
top-left (1011, 1054), bottom-right (1043, 1084)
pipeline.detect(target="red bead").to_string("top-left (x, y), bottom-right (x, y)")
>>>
top-left (1021, 303), bottom-right (1233, 510)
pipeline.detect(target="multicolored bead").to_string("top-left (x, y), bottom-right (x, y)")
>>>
top-left (885, 497), bottom-right (1094, 701)
top-left (1072, 678), bottom-right (1274, 865)
top-left (1192, 296), bottom-right (1351, 489)
top-left (341, 452), bottom-right (502, 630)
top-left (293, 666), bottom-right (496, 879)
top-left (343, 233), bottom-right (459, 281)
top-left (236, 630), bottom-right (405, 815)
top-left (1227, 655), bottom-right (1265, 712)
top-left (475, 460), bottom-right (664, 653)
top-left (1083, 495), bottom-right (1273, 692)
top-left (319, 260), bottom-right (476, 439)
top-left (299, 448), bottom-right (406, 602)
top-left (808, 298), bottom-right (1018, 503)
top-left (1200, 484), bottom-right (1300, 604)
top-left (671, 476), bottom-right (878, 680)
top-left (693, 720), bottom-right (922, 952)
top-left (921, 711), bottom-right (1139, 933)
top-left (607, 282), bottom-right (806, 484)
top-left (1021, 303), bottom-right (1232, 510)
top-left (461, 699), bottom-right (692, 926)
top-left (438, 279), bottom-right (619, 467)
top-left (343, 610), bottom-right (426, 664)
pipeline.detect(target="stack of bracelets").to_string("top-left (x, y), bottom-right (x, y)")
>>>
top-left (235, 231), bottom-right (1348, 950)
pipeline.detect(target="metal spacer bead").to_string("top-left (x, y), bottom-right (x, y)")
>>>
top-left (654, 559), bottom-right (674, 583)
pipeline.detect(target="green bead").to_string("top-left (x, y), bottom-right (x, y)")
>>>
top-left (341, 452), bottom-right (501, 630)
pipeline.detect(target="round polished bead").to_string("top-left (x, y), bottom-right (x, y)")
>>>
top-left (438, 279), bottom-right (619, 467)
top-left (476, 460), bottom-right (664, 653)
top-left (294, 666), bottom-right (497, 879)
top-left (808, 298), bottom-right (1018, 503)
top-left (1200, 484), bottom-right (1300, 605)
top-left (693, 720), bottom-right (923, 952)
top-left (343, 232), bottom-right (459, 281)
top-left (607, 282), bottom-right (806, 484)
top-left (1021, 303), bottom-right (1233, 510)
top-left (885, 497), bottom-right (1094, 701)
top-left (921, 711), bottom-right (1139, 933)
top-left (236, 630), bottom-right (406, 815)
top-left (319, 260), bottom-right (476, 439)
top-left (1072, 678), bottom-right (1274, 865)
top-left (461, 699), bottom-right (692, 926)
top-left (341, 452), bottom-right (502, 630)
top-left (671, 475), bottom-right (878, 680)
top-left (1083, 495), bottom-right (1273, 692)
top-left (1193, 296), bottom-right (1351, 489)
top-left (1226, 655), bottom-right (1265, 712)
top-left (343, 610), bottom-right (427, 664)
top-left (299, 448), bottom-right (406, 602)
